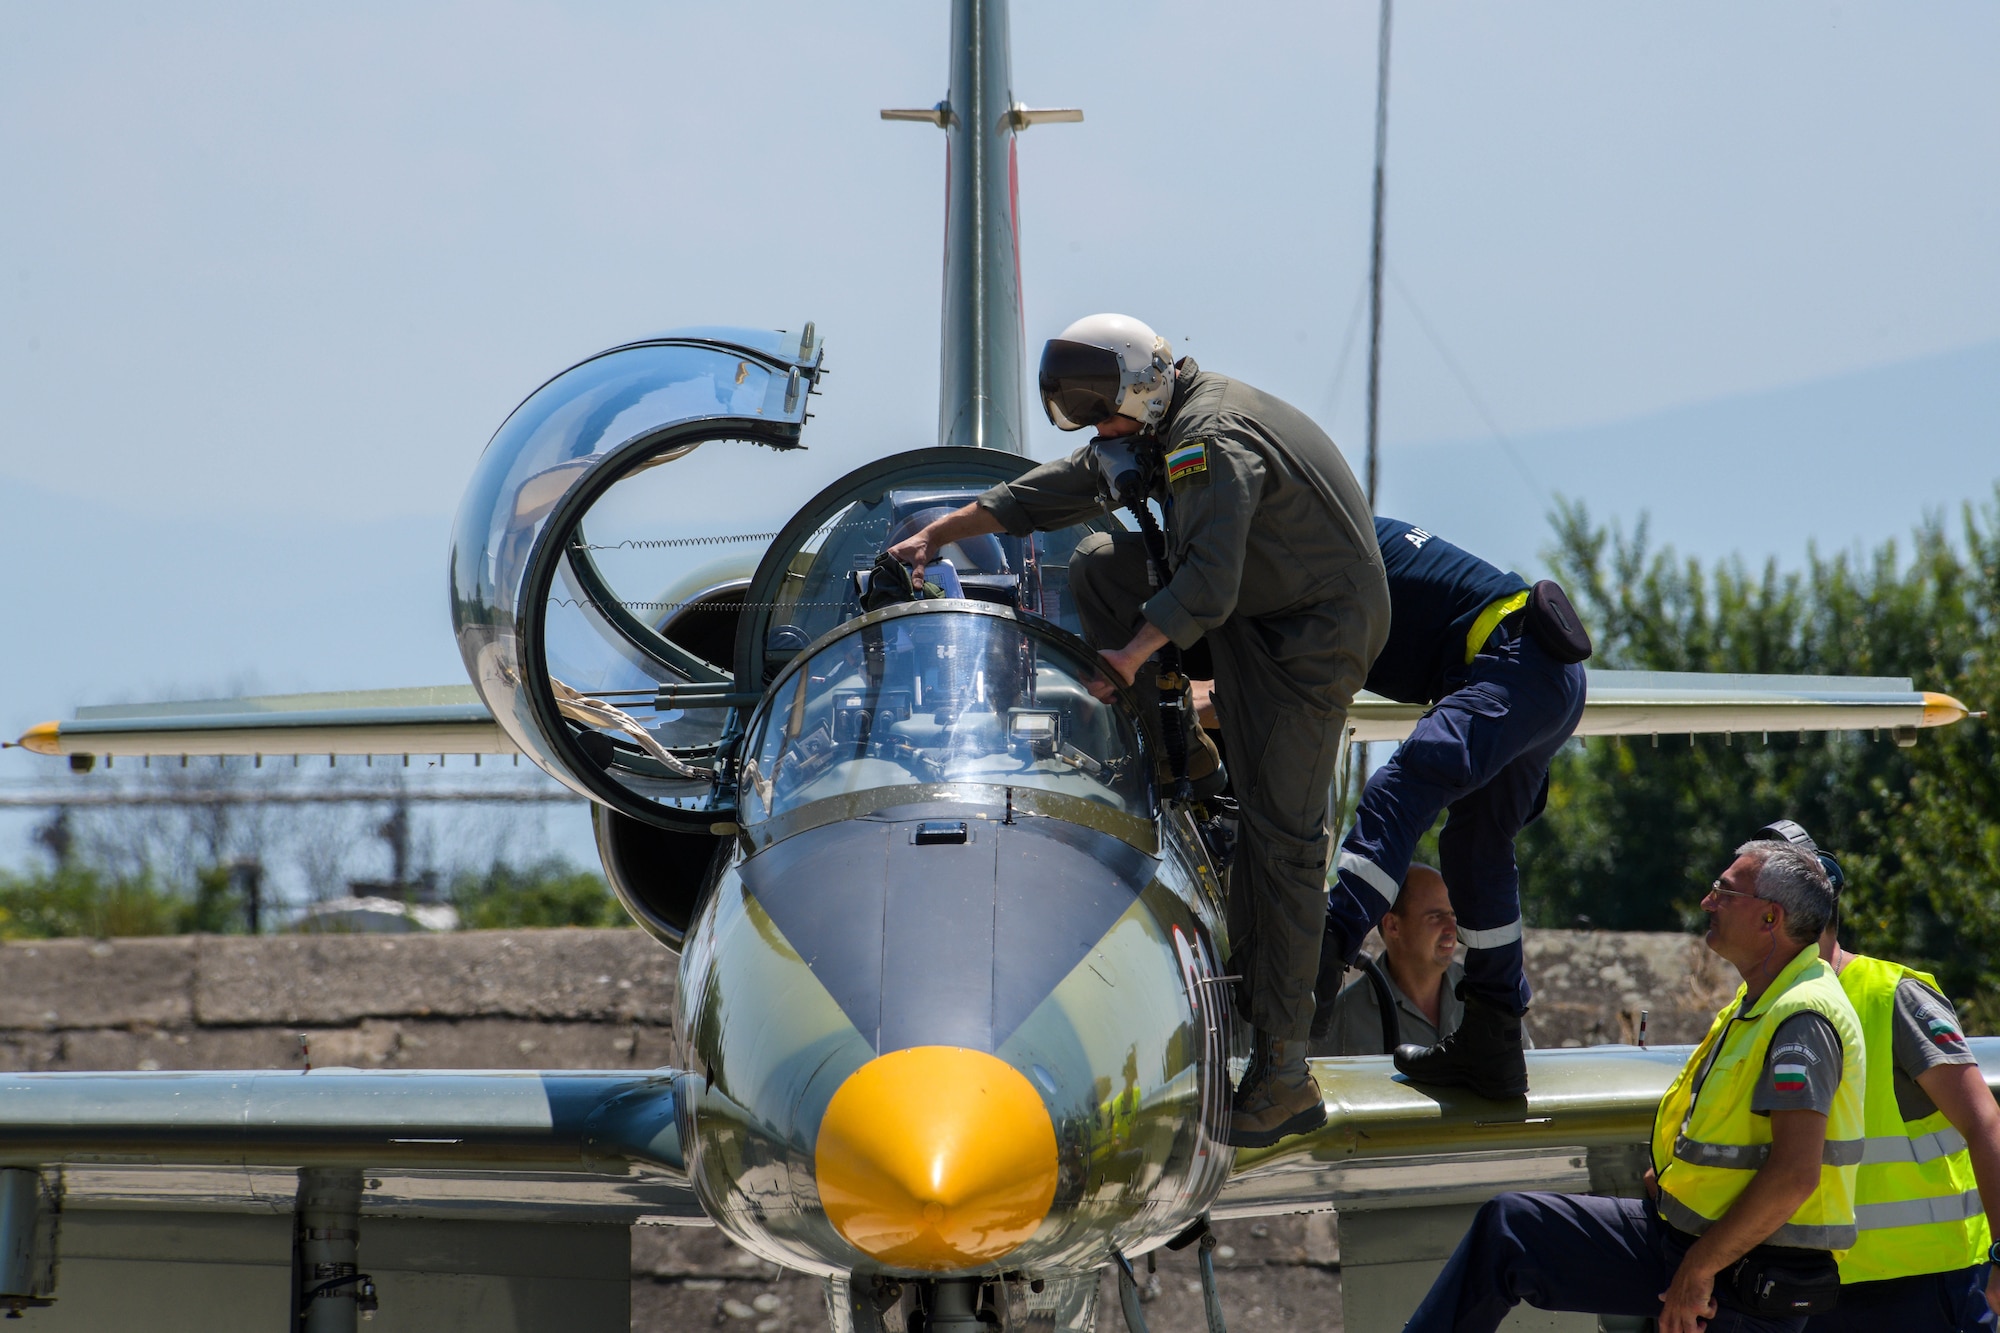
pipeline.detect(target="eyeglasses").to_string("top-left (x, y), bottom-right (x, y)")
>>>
top-left (1706, 880), bottom-right (1765, 905)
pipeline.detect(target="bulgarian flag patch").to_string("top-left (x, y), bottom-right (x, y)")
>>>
top-left (1773, 1063), bottom-right (1809, 1094)
top-left (1928, 1016), bottom-right (1965, 1046)
top-left (1166, 440), bottom-right (1209, 484)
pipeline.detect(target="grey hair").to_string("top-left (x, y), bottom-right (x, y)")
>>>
top-left (1734, 840), bottom-right (1834, 945)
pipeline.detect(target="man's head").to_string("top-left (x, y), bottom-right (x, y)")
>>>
top-left (1037, 313), bottom-right (1176, 432)
top-left (1381, 864), bottom-right (1457, 974)
top-left (1748, 818), bottom-right (1846, 947)
top-left (1701, 841), bottom-right (1835, 972)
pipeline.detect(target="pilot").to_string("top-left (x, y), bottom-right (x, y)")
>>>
top-left (1402, 841), bottom-right (1863, 1333)
top-left (1309, 517), bottom-right (1589, 1101)
top-left (1751, 820), bottom-right (1999, 1333)
top-left (886, 312), bottom-right (1390, 1149)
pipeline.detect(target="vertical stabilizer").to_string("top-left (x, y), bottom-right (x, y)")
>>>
top-left (884, 0), bottom-right (1078, 455)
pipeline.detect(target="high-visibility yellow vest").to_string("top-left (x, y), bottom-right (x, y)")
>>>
top-left (1652, 943), bottom-right (1867, 1252)
top-left (1836, 955), bottom-right (1989, 1282)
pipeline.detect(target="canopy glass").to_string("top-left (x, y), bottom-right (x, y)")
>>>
top-left (739, 604), bottom-right (1150, 828)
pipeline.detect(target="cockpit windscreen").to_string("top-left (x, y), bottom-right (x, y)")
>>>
top-left (740, 608), bottom-right (1149, 826)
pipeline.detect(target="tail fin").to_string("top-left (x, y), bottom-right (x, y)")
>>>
top-left (884, 0), bottom-right (1078, 455)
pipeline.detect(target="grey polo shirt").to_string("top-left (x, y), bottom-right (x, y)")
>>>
top-left (1316, 960), bottom-right (1466, 1057)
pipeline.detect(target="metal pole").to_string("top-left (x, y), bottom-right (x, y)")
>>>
top-left (1362, 0), bottom-right (1393, 510)
top-left (295, 1167), bottom-right (372, 1333)
top-left (0, 1169), bottom-right (39, 1301)
top-left (1350, 0), bottom-right (1395, 857)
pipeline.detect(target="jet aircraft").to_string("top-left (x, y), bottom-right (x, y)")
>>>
top-left (3, 2), bottom-right (1985, 1330)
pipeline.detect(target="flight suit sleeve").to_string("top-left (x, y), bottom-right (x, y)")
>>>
top-left (975, 446), bottom-right (1109, 536)
top-left (1142, 435), bottom-right (1264, 648)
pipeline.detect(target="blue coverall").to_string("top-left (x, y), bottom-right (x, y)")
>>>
top-left (1404, 1192), bottom-right (1816, 1333)
top-left (1325, 519), bottom-right (1587, 1015)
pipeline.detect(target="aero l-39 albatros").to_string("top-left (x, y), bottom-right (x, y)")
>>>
top-left (3, 2), bottom-right (1984, 1330)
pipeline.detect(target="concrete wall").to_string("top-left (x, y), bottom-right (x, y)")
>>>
top-left (0, 926), bottom-right (1722, 1331)
top-left (0, 930), bottom-right (680, 1074)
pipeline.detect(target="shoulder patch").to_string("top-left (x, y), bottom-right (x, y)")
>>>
top-left (1926, 1014), bottom-right (1966, 1046)
top-left (1165, 439), bottom-right (1209, 485)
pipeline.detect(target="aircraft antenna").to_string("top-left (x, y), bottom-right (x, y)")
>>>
top-left (1363, 0), bottom-right (1393, 507)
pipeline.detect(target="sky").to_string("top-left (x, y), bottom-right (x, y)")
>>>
top-left (2, 2), bottom-right (1997, 868)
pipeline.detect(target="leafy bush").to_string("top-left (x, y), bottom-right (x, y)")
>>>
top-left (0, 856), bottom-right (628, 937)
top-left (1520, 484), bottom-right (2000, 1025)
top-left (0, 865), bottom-right (191, 940)
top-left (449, 860), bottom-right (629, 930)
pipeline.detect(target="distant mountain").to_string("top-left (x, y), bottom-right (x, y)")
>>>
top-left (1376, 339), bottom-right (2000, 576)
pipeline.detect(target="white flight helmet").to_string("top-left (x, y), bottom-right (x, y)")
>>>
top-left (1038, 313), bottom-right (1176, 431)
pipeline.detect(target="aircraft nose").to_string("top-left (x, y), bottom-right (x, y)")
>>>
top-left (815, 1046), bottom-right (1058, 1271)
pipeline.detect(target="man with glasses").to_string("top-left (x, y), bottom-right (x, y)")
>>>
top-left (1401, 840), bottom-right (1864, 1333)
top-left (1749, 820), bottom-right (2000, 1333)
top-left (887, 312), bottom-right (1391, 1148)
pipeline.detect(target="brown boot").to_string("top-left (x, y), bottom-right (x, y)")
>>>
top-left (1225, 1032), bottom-right (1325, 1149)
top-left (1155, 704), bottom-right (1228, 800)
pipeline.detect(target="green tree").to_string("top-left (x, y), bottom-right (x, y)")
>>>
top-left (0, 865), bottom-right (187, 940)
top-left (450, 859), bottom-right (629, 929)
top-left (1520, 486), bottom-right (2000, 1023)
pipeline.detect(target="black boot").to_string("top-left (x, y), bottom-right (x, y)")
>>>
top-left (1307, 918), bottom-right (1358, 1041)
top-left (1226, 1031), bottom-right (1326, 1149)
top-left (1392, 985), bottom-right (1528, 1100)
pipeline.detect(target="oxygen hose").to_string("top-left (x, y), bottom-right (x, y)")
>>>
top-left (1115, 462), bottom-right (1194, 805)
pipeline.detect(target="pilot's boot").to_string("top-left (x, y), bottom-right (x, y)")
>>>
top-left (1186, 724), bottom-right (1228, 800)
top-left (1225, 1032), bottom-right (1325, 1149)
top-left (1392, 987), bottom-right (1529, 1101)
top-left (1152, 712), bottom-right (1224, 792)
top-left (1307, 918), bottom-right (1358, 1041)
top-left (1155, 702), bottom-right (1228, 800)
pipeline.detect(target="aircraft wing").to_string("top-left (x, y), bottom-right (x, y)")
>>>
top-left (1341, 669), bottom-right (1972, 746)
top-left (1215, 1038), bottom-right (2000, 1219)
top-left (10, 686), bottom-right (514, 763)
top-left (15, 670), bottom-right (1971, 761)
top-left (0, 1067), bottom-right (700, 1223)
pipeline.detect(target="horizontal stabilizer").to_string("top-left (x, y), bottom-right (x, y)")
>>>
top-left (881, 104), bottom-right (953, 127)
top-left (1004, 104), bottom-right (1082, 130)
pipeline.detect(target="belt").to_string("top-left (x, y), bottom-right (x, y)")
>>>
top-left (1464, 590), bottom-right (1530, 664)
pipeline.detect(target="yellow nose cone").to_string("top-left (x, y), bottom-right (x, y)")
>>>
top-left (815, 1046), bottom-right (1058, 1271)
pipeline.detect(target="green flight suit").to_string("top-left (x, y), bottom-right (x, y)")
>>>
top-left (977, 359), bottom-right (1390, 1040)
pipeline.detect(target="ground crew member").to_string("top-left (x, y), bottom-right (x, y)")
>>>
top-left (1312, 518), bottom-right (1589, 1100)
top-left (887, 312), bottom-right (1390, 1148)
top-left (1316, 864), bottom-right (1465, 1057)
top-left (1401, 841), bottom-right (1863, 1333)
top-left (1749, 820), bottom-right (2000, 1332)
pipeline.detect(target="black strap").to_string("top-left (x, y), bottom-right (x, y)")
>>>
top-left (1354, 953), bottom-right (1402, 1054)
top-left (1118, 450), bottom-right (1192, 804)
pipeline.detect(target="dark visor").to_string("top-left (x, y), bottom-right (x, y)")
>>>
top-left (1038, 339), bottom-right (1123, 431)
